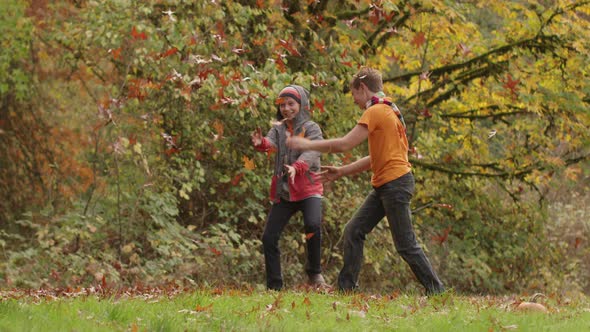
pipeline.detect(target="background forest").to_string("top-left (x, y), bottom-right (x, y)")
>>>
top-left (1, 0), bottom-right (589, 295)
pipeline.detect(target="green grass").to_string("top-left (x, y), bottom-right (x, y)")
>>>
top-left (1, 288), bottom-right (589, 331)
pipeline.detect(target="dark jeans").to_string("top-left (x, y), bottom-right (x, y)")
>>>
top-left (337, 172), bottom-right (444, 295)
top-left (262, 197), bottom-right (322, 290)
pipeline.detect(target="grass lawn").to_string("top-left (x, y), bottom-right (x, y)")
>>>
top-left (1, 286), bottom-right (589, 331)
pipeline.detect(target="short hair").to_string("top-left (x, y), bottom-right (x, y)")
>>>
top-left (350, 67), bottom-right (383, 92)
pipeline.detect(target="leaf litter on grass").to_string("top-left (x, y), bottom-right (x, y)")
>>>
top-left (2, 285), bottom-right (590, 331)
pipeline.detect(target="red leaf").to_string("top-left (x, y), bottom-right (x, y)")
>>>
top-left (314, 99), bottom-right (325, 113)
top-left (219, 74), bottom-right (230, 87)
top-left (421, 108), bottom-right (432, 118)
top-left (305, 232), bottom-right (315, 240)
top-left (131, 26), bottom-right (147, 40)
top-left (369, 6), bottom-right (382, 25)
top-left (110, 47), bottom-right (122, 60)
top-left (435, 203), bottom-right (453, 210)
top-left (383, 11), bottom-right (396, 22)
top-left (411, 32), bottom-right (426, 48)
top-left (432, 226), bottom-right (451, 245)
top-left (164, 147), bottom-right (179, 156)
top-left (209, 247), bottom-right (222, 256)
top-left (275, 54), bottom-right (287, 73)
top-left (279, 38), bottom-right (301, 56)
top-left (502, 74), bottom-right (520, 97)
top-left (160, 47), bottom-right (178, 59)
top-left (231, 173), bottom-right (244, 186)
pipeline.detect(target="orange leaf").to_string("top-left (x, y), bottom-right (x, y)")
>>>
top-left (212, 119), bottom-right (224, 136)
top-left (297, 127), bottom-right (306, 138)
top-left (243, 155), bottom-right (255, 170)
top-left (110, 47), bottom-right (122, 60)
top-left (195, 303), bottom-right (213, 312)
top-left (303, 297), bottom-right (311, 306)
top-left (305, 232), bottom-right (315, 240)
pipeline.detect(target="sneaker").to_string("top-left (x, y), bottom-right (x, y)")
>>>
top-left (308, 273), bottom-right (327, 286)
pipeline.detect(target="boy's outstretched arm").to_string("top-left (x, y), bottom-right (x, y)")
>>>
top-left (287, 124), bottom-right (368, 153)
top-left (318, 156), bottom-right (371, 183)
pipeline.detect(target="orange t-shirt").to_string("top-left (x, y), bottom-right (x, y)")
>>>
top-left (358, 102), bottom-right (411, 187)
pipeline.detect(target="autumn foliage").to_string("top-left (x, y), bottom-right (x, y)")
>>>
top-left (1, 0), bottom-right (589, 294)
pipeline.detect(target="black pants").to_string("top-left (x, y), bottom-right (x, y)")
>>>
top-left (338, 172), bottom-right (444, 295)
top-left (262, 197), bottom-right (322, 290)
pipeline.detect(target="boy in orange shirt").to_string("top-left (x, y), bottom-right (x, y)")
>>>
top-left (287, 67), bottom-right (444, 295)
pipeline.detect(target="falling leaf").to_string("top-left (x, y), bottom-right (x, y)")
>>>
top-left (314, 99), bottom-right (326, 113)
top-left (291, 301), bottom-right (296, 309)
top-left (457, 43), bottom-right (472, 56)
top-left (432, 226), bottom-right (451, 245)
top-left (305, 232), bottom-right (315, 240)
top-left (303, 297), bottom-right (312, 306)
top-left (411, 32), bottom-right (426, 48)
top-left (232, 47), bottom-right (248, 55)
top-left (435, 203), bottom-right (453, 210)
top-left (488, 129), bottom-right (497, 139)
top-left (419, 71), bottom-right (431, 81)
top-left (243, 155), bottom-right (255, 170)
top-left (297, 127), bottom-right (306, 138)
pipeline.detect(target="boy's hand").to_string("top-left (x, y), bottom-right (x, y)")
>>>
top-left (286, 136), bottom-right (309, 150)
top-left (251, 127), bottom-right (263, 146)
top-left (317, 165), bottom-right (342, 183)
top-left (284, 164), bottom-right (296, 183)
